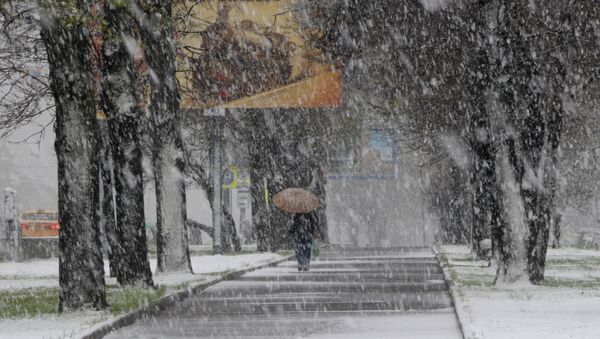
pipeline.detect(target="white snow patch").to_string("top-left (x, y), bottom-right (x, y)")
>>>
top-left (0, 259), bottom-right (58, 278)
top-left (441, 245), bottom-right (600, 339)
top-left (0, 253), bottom-right (283, 288)
top-left (418, 0), bottom-right (450, 12)
top-left (0, 313), bottom-right (108, 339)
top-left (302, 311), bottom-right (461, 339)
top-left (440, 134), bottom-right (471, 170)
top-left (189, 252), bottom-right (283, 274)
top-left (466, 290), bottom-right (600, 339)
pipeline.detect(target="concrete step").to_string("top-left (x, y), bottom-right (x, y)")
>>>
top-left (314, 256), bottom-right (437, 262)
top-left (169, 292), bottom-right (453, 316)
top-left (201, 280), bottom-right (448, 297)
top-left (248, 266), bottom-right (443, 275)
top-left (112, 309), bottom-right (460, 339)
top-left (275, 266), bottom-right (443, 275)
top-left (279, 261), bottom-right (440, 269)
top-left (322, 245), bottom-right (432, 252)
top-left (280, 259), bottom-right (441, 266)
top-left (239, 272), bottom-right (446, 282)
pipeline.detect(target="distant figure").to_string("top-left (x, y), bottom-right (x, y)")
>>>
top-left (289, 212), bottom-right (318, 271)
top-left (552, 213), bottom-right (562, 249)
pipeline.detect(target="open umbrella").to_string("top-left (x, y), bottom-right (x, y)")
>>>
top-left (273, 188), bottom-right (320, 214)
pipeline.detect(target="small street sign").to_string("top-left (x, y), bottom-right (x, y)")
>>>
top-left (223, 168), bottom-right (235, 186)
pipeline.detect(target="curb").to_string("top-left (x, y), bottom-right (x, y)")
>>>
top-left (432, 245), bottom-right (468, 339)
top-left (77, 255), bottom-right (293, 339)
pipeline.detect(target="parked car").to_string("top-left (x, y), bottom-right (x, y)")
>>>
top-left (20, 210), bottom-right (59, 238)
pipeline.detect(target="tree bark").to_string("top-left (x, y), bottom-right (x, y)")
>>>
top-left (97, 120), bottom-right (118, 277)
top-left (245, 111), bottom-right (273, 252)
top-left (223, 209), bottom-right (241, 252)
top-left (186, 220), bottom-right (213, 236)
top-left (494, 144), bottom-right (528, 284)
top-left (101, 3), bottom-right (154, 286)
top-left (185, 216), bottom-right (240, 252)
top-left (138, 0), bottom-right (191, 273)
top-left (472, 141), bottom-right (500, 258)
top-left (513, 105), bottom-right (562, 284)
top-left (40, 3), bottom-right (107, 310)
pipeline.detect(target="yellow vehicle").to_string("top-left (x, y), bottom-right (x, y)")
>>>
top-left (19, 210), bottom-right (60, 238)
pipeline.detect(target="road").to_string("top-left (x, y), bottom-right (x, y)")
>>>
top-left (105, 246), bottom-right (462, 339)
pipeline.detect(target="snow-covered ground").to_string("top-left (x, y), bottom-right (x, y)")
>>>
top-left (0, 252), bottom-right (285, 339)
top-left (440, 245), bottom-right (600, 339)
top-left (0, 252), bottom-right (283, 289)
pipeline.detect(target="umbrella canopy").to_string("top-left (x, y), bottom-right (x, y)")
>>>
top-left (273, 188), bottom-right (320, 214)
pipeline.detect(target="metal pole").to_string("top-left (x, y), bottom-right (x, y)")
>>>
top-left (212, 117), bottom-right (223, 255)
top-left (263, 178), bottom-right (272, 252)
top-left (420, 175), bottom-right (426, 247)
top-left (4, 188), bottom-right (21, 262)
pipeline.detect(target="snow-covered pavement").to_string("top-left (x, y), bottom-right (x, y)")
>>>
top-left (104, 246), bottom-right (462, 339)
top-left (440, 245), bottom-right (600, 339)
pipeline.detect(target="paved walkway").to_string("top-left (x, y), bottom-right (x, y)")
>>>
top-left (105, 246), bottom-right (462, 339)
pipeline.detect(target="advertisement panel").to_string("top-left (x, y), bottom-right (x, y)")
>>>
top-left (175, 0), bottom-right (342, 109)
top-left (327, 128), bottom-right (397, 180)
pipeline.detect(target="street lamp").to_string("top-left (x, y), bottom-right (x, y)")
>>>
top-left (205, 108), bottom-right (225, 255)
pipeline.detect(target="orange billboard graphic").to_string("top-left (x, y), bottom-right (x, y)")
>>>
top-left (176, 0), bottom-right (342, 110)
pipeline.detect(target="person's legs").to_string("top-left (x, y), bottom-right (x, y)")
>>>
top-left (302, 239), bottom-right (312, 270)
top-left (293, 239), bottom-right (303, 270)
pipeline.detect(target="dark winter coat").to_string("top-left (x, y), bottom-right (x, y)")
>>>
top-left (289, 212), bottom-right (318, 241)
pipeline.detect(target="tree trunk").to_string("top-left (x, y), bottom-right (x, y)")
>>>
top-left (495, 0), bottom-right (566, 285)
top-left (551, 212), bottom-right (561, 249)
top-left (494, 144), bottom-right (528, 284)
top-left (470, 134), bottom-right (494, 258)
top-left (139, 0), bottom-right (191, 273)
top-left (101, 3), bottom-right (154, 286)
top-left (521, 109), bottom-right (561, 284)
top-left (314, 167), bottom-right (328, 242)
top-left (249, 170), bottom-right (271, 252)
top-left (40, 6), bottom-right (107, 310)
top-left (503, 105), bottom-right (556, 284)
top-left (97, 120), bottom-right (118, 278)
top-left (224, 210), bottom-right (242, 252)
top-left (245, 111), bottom-right (273, 252)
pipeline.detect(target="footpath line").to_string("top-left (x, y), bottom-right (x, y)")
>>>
top-left (77, 255), bottom-right (293, 339)
top-left (433, 245), bottom-right (467, 339)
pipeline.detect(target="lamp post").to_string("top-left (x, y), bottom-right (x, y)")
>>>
top-left (205, 108), bottom-right (225, 255)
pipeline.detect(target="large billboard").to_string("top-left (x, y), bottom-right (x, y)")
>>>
top-left (175, 1), bottom-right (342, 109)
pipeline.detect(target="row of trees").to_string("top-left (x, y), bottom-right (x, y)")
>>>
top-left (2, 0), bottom-right (333, 311)
top-left (309, 0), bottom-right (600, 283)
top-left (39, 0), bottom-right (190, 310)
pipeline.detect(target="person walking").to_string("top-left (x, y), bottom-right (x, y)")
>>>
top-left (289, 212), bottom-right (318, 271)
top-left (273, 187), bottom-right (321, 271)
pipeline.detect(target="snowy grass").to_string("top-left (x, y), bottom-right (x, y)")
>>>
top-left (439, 245), bottom-right (600, 339)
top-left (106, 286), bottom-right (168, 315)
top-left (0, 286), bottom-right (168, 318)
top-left (0, 251), bottom-right (286, 338)
top-left (0, 287), bottom-right (57, 318)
